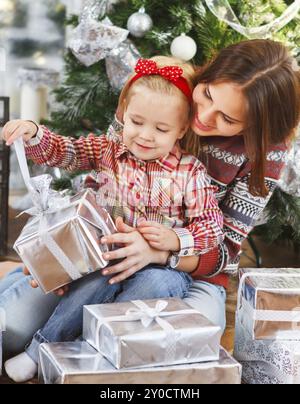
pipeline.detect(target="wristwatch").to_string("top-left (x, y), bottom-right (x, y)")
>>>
top-left (167, 253), bottom-right (180, 269)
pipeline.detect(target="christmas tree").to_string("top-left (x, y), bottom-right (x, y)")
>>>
top-left (46, 0), bottom-right (300, 248)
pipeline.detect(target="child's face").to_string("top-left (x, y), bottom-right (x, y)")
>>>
top-left (123, 87), bottom-right (190, 161)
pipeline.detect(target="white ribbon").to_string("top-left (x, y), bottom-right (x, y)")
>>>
top-left (205, 0), bottom-right (300, 39)
top-left (238, 271), bottom-right (300, 323)
top-left (242, 297), bottom-right (300, 323)
top-left (14, 138), bottom-right (86, 281)
top-left (95, 300), bottom-right (199, 364)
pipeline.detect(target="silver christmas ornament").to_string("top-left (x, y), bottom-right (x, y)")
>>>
top-left (127, 7), bottom-right (153, 38)
top-left (106, 40), bottom-right (141, 90)
top-left (170, 34), bottom-right (197, 61)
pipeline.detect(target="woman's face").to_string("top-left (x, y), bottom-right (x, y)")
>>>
top-left (192, 81), bottom-right (247, 137)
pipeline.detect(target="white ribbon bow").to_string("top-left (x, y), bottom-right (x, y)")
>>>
top-left (125, 300), bottom-right (169, 328)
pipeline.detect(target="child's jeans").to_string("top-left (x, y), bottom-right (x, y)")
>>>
top-left (25, 265), bottom-right (192, 363)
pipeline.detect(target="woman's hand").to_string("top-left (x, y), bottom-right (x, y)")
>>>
top-left (101, 217), bottom-right (169, 284)
top-left (137, 220), bottom-right (180, 252)
top-left (1, 119), bottom-right (38, 146)
top-left (23, 267), bottom-right (69, 296)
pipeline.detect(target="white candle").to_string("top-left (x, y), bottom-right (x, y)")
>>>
top-left (20, 85), bottom-right (48, 123)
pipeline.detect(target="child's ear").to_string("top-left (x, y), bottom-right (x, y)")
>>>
top-left (178, 122), bottom-right (190, 140)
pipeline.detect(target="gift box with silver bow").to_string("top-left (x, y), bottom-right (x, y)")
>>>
top-left (234, 312), bottom-right (300, 384)
top-left (83, 298), bottom-right (222, 369)
top-left (13, 139), bottom-right (116, 294)
top-left (238, 268), bottom-right (300, 341)
top-left (39, 342), bottom-right (241, 384)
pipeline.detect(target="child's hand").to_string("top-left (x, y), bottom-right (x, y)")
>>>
top-left (1, 119), bottom-right (38, 146)
top-left (100, 217), bottom-right (169, 284)
top-left (137, 220), bottom-right (180, 252)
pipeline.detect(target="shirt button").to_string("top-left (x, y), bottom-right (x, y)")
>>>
top-left (136, 192), bottom-right (141, 199)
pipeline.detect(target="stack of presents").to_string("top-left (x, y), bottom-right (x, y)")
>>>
top-left (0, 176), bottom-right (241, 384)
top-left (1, 148), bottom-right (300, 383)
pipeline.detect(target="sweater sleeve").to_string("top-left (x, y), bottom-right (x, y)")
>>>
top-left (191, 150), bottom-right (287, 280)
top-left (173, 165), bottom-right (224, 256)
top-left (25, 126), bottom-right (109, 171)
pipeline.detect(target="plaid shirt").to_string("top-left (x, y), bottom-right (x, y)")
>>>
top-left (25, 125), bottom-right (224, 257)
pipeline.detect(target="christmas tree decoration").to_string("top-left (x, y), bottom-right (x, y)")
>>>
top-left (170, 34), bottom-right (197, 61)
top-left (204, 0), bottom-right (300, 39)
top-left (278, 131), bottom-right (300, 197)
top-left (68, 16), bottom-right (129, 66)
top-left (105, 40), bottom-right (140, 90)
top-left (127, 7), bottom-right (153, 38)
top-left (18, 67), bottom-right (59, 123)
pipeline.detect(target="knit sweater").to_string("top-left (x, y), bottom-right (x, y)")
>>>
top-left (193, 134), bottom-right (288, 288)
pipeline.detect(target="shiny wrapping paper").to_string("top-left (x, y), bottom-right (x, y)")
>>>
top-left (239, 268), bottom-right (300, 340)
top-left (14, 189), bottom-right (116, 294)
top-left (39, 342), bottom-right (241, 384)
top-left (234, 314), bottom-right (300, 384)
top-left (83, 298), bottom-right (222, 369)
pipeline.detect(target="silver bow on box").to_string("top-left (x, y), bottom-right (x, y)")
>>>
top-left (13, 139), bottom-right (117, 294)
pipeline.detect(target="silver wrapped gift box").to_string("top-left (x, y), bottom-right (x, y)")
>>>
top-left (238, 268), bottom-right (300, 340)
top-left (39, 342), bottom-right (242, 384)
top-left (234, 313), bottom-right (300, 384)
top-left (83, 298), bottom-right (222, 369)
top-left (14, 188), bottom-right (116, 294)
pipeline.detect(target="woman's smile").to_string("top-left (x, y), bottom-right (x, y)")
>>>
top-left (193, 114), bottom-right (215, 132)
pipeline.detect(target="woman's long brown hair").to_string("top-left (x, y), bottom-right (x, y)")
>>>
top-left (193, 39), bottom-right (300, 197)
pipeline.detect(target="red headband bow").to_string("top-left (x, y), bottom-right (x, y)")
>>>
top-left (129, 59), bottom-right (193, 102)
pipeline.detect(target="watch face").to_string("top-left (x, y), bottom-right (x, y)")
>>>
top-left (170, 254), bottom-right (180, 269)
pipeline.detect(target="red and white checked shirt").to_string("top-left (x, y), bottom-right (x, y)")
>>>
top-left (25, 126), bottom-right (224, 257)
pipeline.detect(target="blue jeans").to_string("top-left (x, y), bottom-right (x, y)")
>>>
top-left (25, 265), bottom-right (192, 363)
top-left (0, 267), bottom-right (226, 360)
top-left (0, 268), bottom-right (60, 359)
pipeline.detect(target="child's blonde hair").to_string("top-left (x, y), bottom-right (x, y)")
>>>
top-left (116, 56), bottom-right (196, 122)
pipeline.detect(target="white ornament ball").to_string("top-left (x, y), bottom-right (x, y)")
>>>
top-left (171, 34), bottom-right (197, 61)
top-left (127, 7), bottom-right (153, 38)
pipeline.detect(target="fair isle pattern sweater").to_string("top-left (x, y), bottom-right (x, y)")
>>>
top-left (108, 119), bottom-right (288, 288)
top-left (195, 135), bottom-right (288, 288)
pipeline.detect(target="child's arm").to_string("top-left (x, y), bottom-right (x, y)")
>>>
top-left (176, 164), bottom-right (224, 257)
top-left (2, 119), bottom-right (109, 171)
top-left (138, 164), bottom-right (224, 257)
